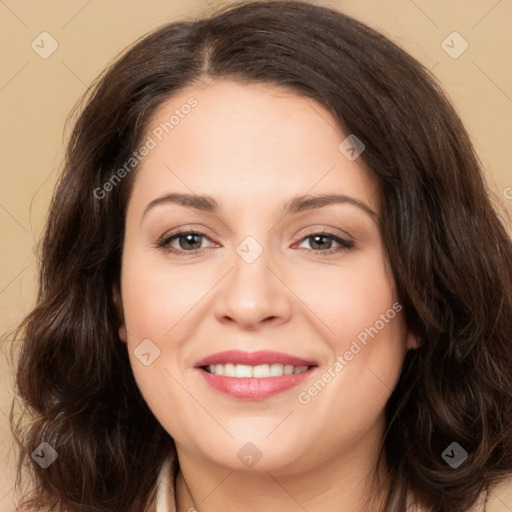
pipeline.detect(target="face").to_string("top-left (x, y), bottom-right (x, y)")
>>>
top-left (116, 79), bottom-right (413, 475)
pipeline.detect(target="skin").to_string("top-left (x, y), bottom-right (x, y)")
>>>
top-left (115, 79), bottom-right (416, 512)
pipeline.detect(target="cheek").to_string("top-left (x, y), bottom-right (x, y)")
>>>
top-left (120, 251), bottom-right (207, 337)
top-left (119, 249), bottom-right (213, 412)
top-left (289, 256), bottom-right (405, 455)
top-left (290, 246), bottom-right (406, 404)
top-left (120, 252), bottom-right (197, 438)
top-left (290, 246), bottom-right (398, 349)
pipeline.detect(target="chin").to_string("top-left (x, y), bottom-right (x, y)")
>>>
top-left (192, 432), bottom-right (312, 473)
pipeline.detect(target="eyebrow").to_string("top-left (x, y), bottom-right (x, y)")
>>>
top-left (142, 192), bottom-right (378, 220)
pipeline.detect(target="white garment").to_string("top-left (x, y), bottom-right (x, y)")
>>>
top-left (155, 454), bottom-right (177, 512)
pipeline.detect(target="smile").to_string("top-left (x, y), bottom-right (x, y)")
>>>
top-left (194, 350), bottom-right (318, 400)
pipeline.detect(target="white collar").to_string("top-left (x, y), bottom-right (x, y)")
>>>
top-left (155, 452), bottom-right (177, 512)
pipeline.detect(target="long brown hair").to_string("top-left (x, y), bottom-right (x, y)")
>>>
top-left (9, 1), bottom-right (512, 510)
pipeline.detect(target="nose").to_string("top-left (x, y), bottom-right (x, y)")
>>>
top-left (213, 245), bottom-right (293, 330)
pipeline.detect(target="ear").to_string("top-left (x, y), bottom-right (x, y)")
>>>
top-left (406, 330), bottom-right (420, 350)
top-left (112, 284), bottom-right (127, 344)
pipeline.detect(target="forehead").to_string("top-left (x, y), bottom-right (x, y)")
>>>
top-left (129, 79), bottom-right (379, 215)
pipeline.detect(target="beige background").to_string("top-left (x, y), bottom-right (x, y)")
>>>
top-left (1, 0), bottom-right (511, 510)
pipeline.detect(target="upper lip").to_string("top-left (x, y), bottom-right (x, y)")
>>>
top-left (194, 350), bottom-right (317, 368)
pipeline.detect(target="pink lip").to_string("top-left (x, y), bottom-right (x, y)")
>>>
top-left (194, 350), bottom-right (316, 367)
top-left (194, 350), bottom-right (318, 400)
top-left (198, 369), bottom-right (316, 400)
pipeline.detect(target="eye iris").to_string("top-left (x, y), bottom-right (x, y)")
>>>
top-left (180, 233), bottom-right (202, 250)
top-left (310, 235), bottom-right (332, 250)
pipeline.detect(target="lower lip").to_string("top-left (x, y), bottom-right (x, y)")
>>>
top-left (197, 367), bottom-right (316, 400)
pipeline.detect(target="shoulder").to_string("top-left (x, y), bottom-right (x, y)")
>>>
top-left (486, 475), bottom-right (512, 512)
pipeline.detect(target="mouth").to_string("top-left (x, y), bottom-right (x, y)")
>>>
top-left (194, 350), bottom-right (318, 400)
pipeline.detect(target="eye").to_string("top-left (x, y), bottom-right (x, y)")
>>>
top-left (156, 229), bottom-right (216, 254)
top-left (293, 232), bottom-right (354, 254)
top-left (155, 229), bottom-right (354, 256)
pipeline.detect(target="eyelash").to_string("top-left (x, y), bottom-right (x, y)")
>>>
top-left (155, 228), bottom-right (354, 256)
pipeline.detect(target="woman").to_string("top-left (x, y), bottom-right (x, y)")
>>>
top-left (10, 1), bottom-right (512, 511)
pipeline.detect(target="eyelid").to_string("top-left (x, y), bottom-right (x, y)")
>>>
top-left (157, 223), bottom-right (215, 239)
top-left (294, 224), bottom-right (356, 242)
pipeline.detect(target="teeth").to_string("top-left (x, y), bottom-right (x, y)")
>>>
top-left (206, 363), bottom-right (310, 378)
top-left (224, 363), bottom-right (236, 377)
top-left (252, 364), bottom-right (270, 377)
top-left (235, 364), bottom-right (253, 378)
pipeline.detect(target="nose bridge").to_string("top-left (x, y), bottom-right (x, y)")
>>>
top-left (233, 234), bottom-right (271, 292)
top-left (214, 233), bottom-right (291, 327)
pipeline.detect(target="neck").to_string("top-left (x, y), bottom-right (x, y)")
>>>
top-left (175, 419), bottom-right (390, 512)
